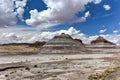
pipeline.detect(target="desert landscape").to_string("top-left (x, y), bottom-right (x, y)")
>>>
top-left (0, 0), bottom-right (119, 80)
top-left (0, 33), bottom-right (120, 80)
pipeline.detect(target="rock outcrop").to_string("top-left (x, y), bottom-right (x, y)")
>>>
top-left (40, 33), bottom-right (87, 54)
top-left (87, 36), bottom-right (116, 48)
top-left (91, 36), bottom-right (115, 45)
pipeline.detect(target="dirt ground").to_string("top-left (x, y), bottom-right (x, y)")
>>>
top-left (105, 68), bottom-right (120, 80)
top-left (0, 48), bottom-right (120, 80)
top-left (0, 45), bottom-right (38, 55)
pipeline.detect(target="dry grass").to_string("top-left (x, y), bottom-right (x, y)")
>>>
top-left (0, 45), bottom-right (38, 53)
top-left (88, 66), bottom-right (120, 80)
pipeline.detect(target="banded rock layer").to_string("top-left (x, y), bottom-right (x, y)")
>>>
top-left (40, 33), bottom-right (87, 54)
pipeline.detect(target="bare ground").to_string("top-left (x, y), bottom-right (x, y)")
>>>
top-left (105, 68), bottom-right (120, 80)
top-left (0, 48), bottom-right (120, 80)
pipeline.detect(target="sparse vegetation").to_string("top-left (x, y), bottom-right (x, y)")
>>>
top-left (62, 66), bottom-right (69, 69)
top-left (37, 71), bottom-right (41, 73)
top-left (5, 74), bottom-right (9, 77)
top-left (25, 66), bottom-right (30, 71)
top-left (10, 70), bottom-right (16, 74)
top-left (0, 45), bottom-right (38, 53)
top-left (88, 66), bottom-right (120, 80)
top-left (51, 74), bottom-right (57, 77)
top-left (0, 43), bottom-right (119, 80)
top-left (53, 66), bottom-right (57, 69)
top-left (34, 65), bottom-right (38, 68)
top-left (38, 73), bottom-right (43, 77)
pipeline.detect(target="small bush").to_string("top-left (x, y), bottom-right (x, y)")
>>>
top-left (34, 65), bottom-right (38, 68)
top-left (5, 74), bottom-right (9, 77)
top-left (53, 67), bottom-right (57, 69)
top-left (10, 71), bottom-right (14, 74)
top-left (88, 72), bottom-right (102, 80)
top-left (62, 66), bottom-right (69, 69)
top-left (25, 66), bottom-right (30, 71)
top-left (37, 71), bottom-right (40, 73)
top-left (88, 66), bottom-right (120, 80)
top-left (51, 74), bottom-right (57, 77)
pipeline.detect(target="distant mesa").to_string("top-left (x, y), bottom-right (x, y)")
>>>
top-left (86, 36), bottom-right (116, 48)
top-left (91, 36), bottom-right (116, 45)
top-left (1, 41), bottom-right (46, 48)
top-left (40, 33), bottom-right (87, 54)
top-left (29, 41), bottom-right (46, 48)
top-left (74, 38), bottom-right (84, 45)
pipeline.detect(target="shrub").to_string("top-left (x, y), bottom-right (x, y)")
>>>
top-left (51, 74), bottom-right (57, 77)
top-left (5, 74), bottom-right (9, 77)
top-left (25, 66), bottom-right (30, 71)
top-left (34, 65), bottom-right (38, 68)
top-left (88, 66), bottom-right (120, 80)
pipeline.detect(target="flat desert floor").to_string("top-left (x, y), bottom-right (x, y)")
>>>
top-left (0, 48), bottom-right (120, 80)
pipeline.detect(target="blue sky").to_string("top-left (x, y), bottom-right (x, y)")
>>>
top-left (0, 0), bottom-right (120, 44)
top-left (22, 0), bottom-right (120, 35)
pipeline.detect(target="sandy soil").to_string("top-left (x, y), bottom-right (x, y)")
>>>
top-left (0, 50), bottom-right (119, 80)
top-left (0, 45), bottom-right (38, 55)
top-left (105, 68), bottom-right (120, 80)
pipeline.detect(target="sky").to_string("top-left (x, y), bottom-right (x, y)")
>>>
top-left (0, 0), bottom-right (120, 44)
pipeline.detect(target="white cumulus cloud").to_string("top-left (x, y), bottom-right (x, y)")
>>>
top-left (0, 27), bottom-right (87, 44)
top-left (0, 0), bottom-right (27, 27)
top-left (93, 0), bottom-right (102, 4)
top-left (16, 7), bottom-right (25, 18)
top-left (0, 0), bottom-right (17, 27)
top-left (26, 0), bottom-right (102, 29)
top-left (85, 11), bottom-right (90, 18)
top-left (99, 29), bottom-right (107, 33)
top-left (113, 30), bottom-right (119, 34)
top-left (103, 5), bottom-right (111, 10)
top-left (15, 0), bottom-right (27, 19)
top-left (0, 27), bottom-right (120, 45)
